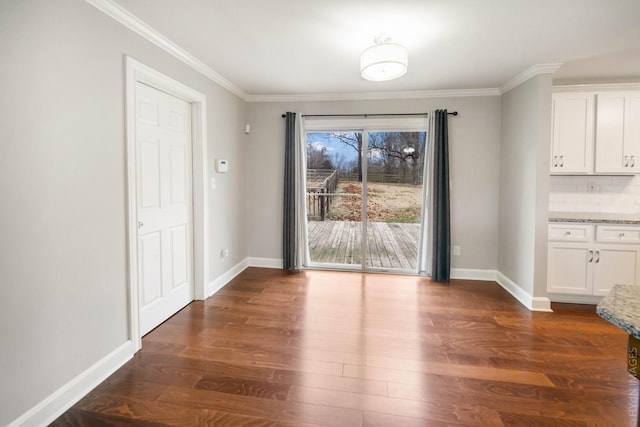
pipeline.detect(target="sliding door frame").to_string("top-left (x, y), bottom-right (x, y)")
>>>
top-left (304, 116), bottom-right (429, 274)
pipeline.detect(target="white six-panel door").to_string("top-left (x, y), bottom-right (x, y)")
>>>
top-left (135, 82), bottom-right (193, 336)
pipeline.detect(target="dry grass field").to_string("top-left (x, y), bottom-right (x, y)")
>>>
top-left (327, 182), bottom-right (423, 223)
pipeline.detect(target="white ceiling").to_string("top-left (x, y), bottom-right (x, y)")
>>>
top-left (111, 0), bottom-right (640, 98)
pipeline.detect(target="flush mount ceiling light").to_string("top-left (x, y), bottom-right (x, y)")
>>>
top-left (360, 34), bottom-right (408, 82)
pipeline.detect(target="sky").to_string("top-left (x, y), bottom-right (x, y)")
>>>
top-left (306, 132), bottom-right (359, 163)
top-left (306, 131), bottom-right (427, 166)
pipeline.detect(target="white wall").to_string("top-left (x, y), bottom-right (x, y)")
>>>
top-left (246, 96), bottom-right (502, 272)
top-left (0, 1), bottom-right (247, 425)
top-left (498, 74), bottom-right (552, 304)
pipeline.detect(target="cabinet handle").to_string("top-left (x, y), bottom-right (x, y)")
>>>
top-left (624, 156), bottom-right (629, 167)
top-left (559, 155), bottom-right (564, 167)
top-left (588, 250), bottom-right (593, 263)
top-left (632, 156), bottom-right (636, 167)
top-left (619, 232), bottom-right (625, 238)
top-left (595, 250), bottom-right (600, 263)
top-left (553, 155), bottom-right (558, 167)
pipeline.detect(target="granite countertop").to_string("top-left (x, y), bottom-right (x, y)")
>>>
top-left (549, 212), bottom-right (640, 225)
top-left (597, 284), bottom-right (640, 339)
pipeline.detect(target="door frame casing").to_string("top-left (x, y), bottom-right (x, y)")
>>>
top-left (125, 57), bottom-right (209, 351)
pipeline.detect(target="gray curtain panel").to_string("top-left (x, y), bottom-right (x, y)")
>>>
top-left (283, 112), bottom-right (297, 270)
top-left (431, 109), bottom-right (451, 282)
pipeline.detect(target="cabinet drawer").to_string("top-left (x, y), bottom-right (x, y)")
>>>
top-left (548, 224), bottom-right (594, 242)
top-left (596, 225), bottom-right (640, 244)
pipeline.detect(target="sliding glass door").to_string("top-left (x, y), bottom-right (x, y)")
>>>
top-left (365, 131), bottom-right (426, 271)
top-left (304, 118), bottom-right (428, 273)
top-left (306, 131), bottom-right (363, 268)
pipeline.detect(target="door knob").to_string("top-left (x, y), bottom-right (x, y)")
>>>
top-left (138, 221), bottom-right (144, 229)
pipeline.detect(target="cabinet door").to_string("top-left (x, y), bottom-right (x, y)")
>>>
top-left (551, 93), bottom-right (594, 174)
top-left (592, 246), bottom-right (640, 296)
top-left (547, 243), bottom-right (592, 294)
top-left (595, 92), bottom-right (627, 173)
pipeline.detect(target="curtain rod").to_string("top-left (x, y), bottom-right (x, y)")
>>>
top-left (281, 111), bottom-right (458, 118)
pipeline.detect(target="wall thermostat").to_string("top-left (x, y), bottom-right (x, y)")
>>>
top-left (216, 159), bottom-right (229, 173)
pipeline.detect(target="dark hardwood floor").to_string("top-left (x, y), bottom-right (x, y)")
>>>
top-left (53, 268), bottom-right (638, 426)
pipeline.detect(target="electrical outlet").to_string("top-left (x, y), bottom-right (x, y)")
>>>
top-left (220, 248), bottom-right (229, 260)
top-left (587, 183), bottom-right (600, 193)
top-left (453, 246), bottom-right (461, 256)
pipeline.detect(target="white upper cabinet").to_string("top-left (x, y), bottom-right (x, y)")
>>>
top-left (551, 93), bottom-right (594, 174)
top-left (595, 92), bottom-right (640, 173)
top-left (551, 89), bottom-right (640, 175)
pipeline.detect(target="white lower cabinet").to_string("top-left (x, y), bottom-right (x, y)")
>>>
top-left (548, 243), bottom-right (592, 294)
top-left (591, 246), bottom-right (639, 296)
top-left (547, 223), bottom-right (640, 299)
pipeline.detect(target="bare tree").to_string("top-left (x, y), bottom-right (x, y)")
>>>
top-left (331, 152), bottom-right (350, 172)
top-left (325, 131), bottom-right (425, 184)
top-left (332, 132), bottom-right (363, 182)
top-left (307, 144), bottom-right (334, 170)
top-left (368, 132), bottom-right (425, 184)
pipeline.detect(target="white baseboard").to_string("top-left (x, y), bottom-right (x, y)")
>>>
top-left (450, 268), bottom-right (497, 281)
top-left (8, 340), bottom-right (134, 427)
top-left (237, 262), bottom-right (553, 312)
top-left (207, 258), bottom-right (250, 297)
top-left (496, 271), bottom-right (552, 312)
top-left (548, 293), bottom-right (602, 305)
top-left (247, 257), bottom-right (283, 269)
top-left (245, 262), bottom-right (499, 281)
top-left (206, 257), bottom-right (284, 298)
top-left (530, 296), bottom-right (553, 312)
top-left (451, 269), bottom-right (552, 312)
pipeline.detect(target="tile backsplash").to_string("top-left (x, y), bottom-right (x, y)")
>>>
top-left (549, 175), bottom-right (640, 214)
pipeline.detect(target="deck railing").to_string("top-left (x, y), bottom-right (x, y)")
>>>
top-left (307, 169), bottom-right (338, 220)
top-left (306, 169), bottom-right (423, 220)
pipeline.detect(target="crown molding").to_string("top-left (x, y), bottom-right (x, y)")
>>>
top-left (245, 87), bottom-right (501, 103)
top-left (84, 0), bottom-right (500, 103)
top-left (499, 63), bottom-right (564, 94)
top-left (86, 0), bottom-right (567, 104)
top-left (552, 82), bottom-right (640, 92)
top-left (85, 0), bottom-right (247, 100)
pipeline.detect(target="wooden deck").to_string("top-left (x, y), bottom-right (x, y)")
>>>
top-left (308, 220), bottom-right (420, 270)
